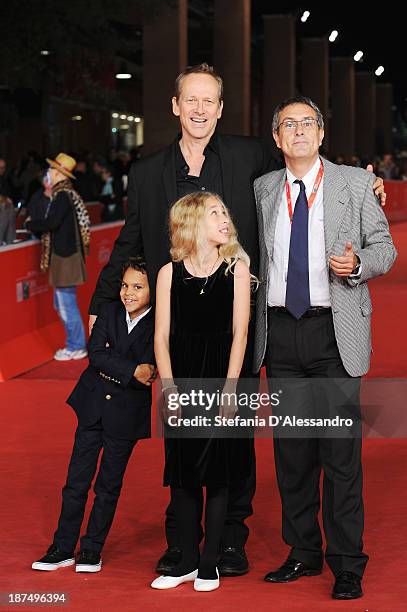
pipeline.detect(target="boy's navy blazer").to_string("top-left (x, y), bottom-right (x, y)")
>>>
top-left (67, 301), bottom-right (154, 440)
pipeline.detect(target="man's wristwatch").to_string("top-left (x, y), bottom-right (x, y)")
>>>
top-left (351, 254), bottom-right (361, 275)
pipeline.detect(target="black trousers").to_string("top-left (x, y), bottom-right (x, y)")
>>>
top-left (53, 421), bottom-right (136, 553)
top-left (266, 307), bottom-right (368, 578)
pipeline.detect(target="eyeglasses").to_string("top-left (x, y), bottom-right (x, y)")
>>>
top-left (278, 118), bottom-right (319, 131)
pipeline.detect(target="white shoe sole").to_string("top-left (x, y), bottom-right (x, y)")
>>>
top-left (54, 351), bottom-right (87, 361)
top-left (75, 561), bottom-right (102, 573)
top-left (151, 569), bottom-right (198, 589)
top-left (32, 558), bottom-right (75, 571)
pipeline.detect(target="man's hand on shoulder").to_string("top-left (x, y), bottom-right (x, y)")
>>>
top-left (366, 164), bottom-right (386, 207)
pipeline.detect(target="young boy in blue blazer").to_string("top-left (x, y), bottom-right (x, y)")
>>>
top-left (32, 257), bottom-right (155, 573)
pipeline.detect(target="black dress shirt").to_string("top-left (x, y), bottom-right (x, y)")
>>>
top-left (175, 134), bottom-right (224, 199)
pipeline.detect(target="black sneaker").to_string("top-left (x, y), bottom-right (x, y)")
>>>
top-left (32, 544), bottom-right (75, 571)
top-left (75, 550), bottom-right (102, 573)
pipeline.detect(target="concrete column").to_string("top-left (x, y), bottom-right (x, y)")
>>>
top-left (376, 83), bottom-right (393, 154)
top-left (262, 15), bottom-right (296, 139)
top-left (355, 72), bottom-right (376, 161)
top-left (143, 0), bottom-right (188, 153)
top-left (213, 0), bottom-right (251, 135)
top-left (301, 38), bottom-right (329, 149)
top-left (330, 57), bottom-right (355, 160)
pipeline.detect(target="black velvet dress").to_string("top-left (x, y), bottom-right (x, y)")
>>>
top-left (163, 260), bottom-right (253, 488)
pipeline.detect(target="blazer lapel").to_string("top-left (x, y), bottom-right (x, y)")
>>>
top-left (124, 309), bottom-right (153, 353)
top-left (261, 169), bottom-right (286, 260)
top-left (217, 135), bottom-right (233, 207)
top-left (322, 158), bottom-right (350, 257)
top-left (117, 306), bottom-right (130, 350)
top-left (162, 141), bottom-right (177, 207)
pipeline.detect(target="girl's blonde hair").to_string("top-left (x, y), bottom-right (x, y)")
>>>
top-left (169, 192), bottom-right (250, 275)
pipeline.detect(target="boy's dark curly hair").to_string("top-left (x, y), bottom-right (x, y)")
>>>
top-left (121, 256), bottom-right (147, 277)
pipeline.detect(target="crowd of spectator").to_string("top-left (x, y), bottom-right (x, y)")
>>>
top-left (331, 151), bottom-right (407, 180)
top-left (0, 146), bottom-right (406, 247)
top-left (0, 147), bottom-right (144, 246)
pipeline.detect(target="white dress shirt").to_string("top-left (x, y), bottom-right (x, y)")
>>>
top-left (126, 306), bottom-right (152, 334)
top-left (268, 157), bottom-right (331, 307)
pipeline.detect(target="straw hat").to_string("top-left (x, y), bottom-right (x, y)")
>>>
top-left (46, 153), bottom-right (77, 179)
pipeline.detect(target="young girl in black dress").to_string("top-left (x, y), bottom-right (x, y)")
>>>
top-left (152, 192), bottom-right (252, 592)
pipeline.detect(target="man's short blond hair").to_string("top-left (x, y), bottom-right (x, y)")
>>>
top-left (174, 63), bottom-right (223, 102)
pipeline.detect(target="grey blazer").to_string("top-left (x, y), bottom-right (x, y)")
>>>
top-left (253, 157), bottom-right (397, 377)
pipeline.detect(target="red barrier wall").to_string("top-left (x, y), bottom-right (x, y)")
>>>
top-left (1, 182), bottom-right (405, 381)
top-left (383, 180), bottom-right (407, 223)
top-left (0, 222), bottom-right (123, 381)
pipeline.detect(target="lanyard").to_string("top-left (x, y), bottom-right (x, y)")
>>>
top-left (285, 160), bottom-right (324, 223)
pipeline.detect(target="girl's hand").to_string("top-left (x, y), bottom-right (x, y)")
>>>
top-left (162, 386), bottom-right (182, 425)
top-left (219, 380), bottom-right (238, 420)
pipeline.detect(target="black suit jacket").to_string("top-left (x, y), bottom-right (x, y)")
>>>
top-left (89, 134), bottom-right (275, 313)
top-left (67, 302), bottom-right (154, 440)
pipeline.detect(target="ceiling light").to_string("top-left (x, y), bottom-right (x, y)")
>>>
top-left (301, 11), bottom-right (310, 23)
top-left (329, 30), bottom-right (338, 42)
top-left (353, 51), bottom-right (364, 62)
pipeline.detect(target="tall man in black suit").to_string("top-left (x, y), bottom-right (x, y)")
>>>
top-left (89, 63), bottom-right (274, 576)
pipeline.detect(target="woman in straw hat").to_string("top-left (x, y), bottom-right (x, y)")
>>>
top-left (27, 153), bottom-right (90, 360)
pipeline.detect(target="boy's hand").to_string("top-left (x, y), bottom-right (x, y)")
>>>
top-left (134, 363), bottom-right (156, 385)
top-left (89, 315), bottom-right (97, 335)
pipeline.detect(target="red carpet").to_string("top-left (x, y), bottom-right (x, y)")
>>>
top-left (0, 222), bottom-right (406, 611)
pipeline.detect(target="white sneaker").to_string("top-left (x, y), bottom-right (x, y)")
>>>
top-left (71, 349), bottom-right (88, 360)
top-left (54, 348), bottom-right (87, 361)
top-left (194, 568), bottom-right (220, 592)
top-left (151, 569), bottom-right (198, 590)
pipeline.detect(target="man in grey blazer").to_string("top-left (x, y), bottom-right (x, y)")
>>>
top-left (253, 96), bottom-right (397, 600)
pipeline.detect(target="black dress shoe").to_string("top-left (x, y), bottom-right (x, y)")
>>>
top-left (218, 547), bottom-right (249, 576)
top-left (264, 557), bottom-right (322, 583)
top-left (332, 571), bottom-right (363, 599)
top-left (155, 546), bottom-right (182, 574)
